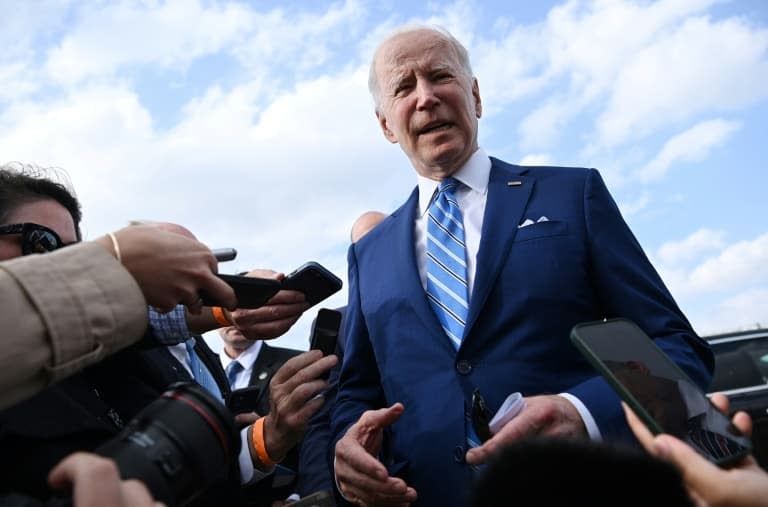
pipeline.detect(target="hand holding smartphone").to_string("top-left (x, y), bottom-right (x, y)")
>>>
top-left (227, 386), bottom-right (262, 415)
top-left (282, 262), bottom-right (342, 306)
top-left (570, 318), bottom-right (751, 467)
top-left (200, 274), bottom-right (281, 309)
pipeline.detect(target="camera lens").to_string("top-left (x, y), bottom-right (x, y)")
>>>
top-left (96, 382), bottom-right (239, 507)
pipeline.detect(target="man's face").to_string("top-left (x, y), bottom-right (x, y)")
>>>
top-left (374, 29), bottom-right (482, 180)
top-left (218, 326), bottom-right (253, 358)
top-left (0, 199), bottom-right (77, 261)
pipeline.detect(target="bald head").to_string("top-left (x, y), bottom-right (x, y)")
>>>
top-left (351, 211), bottom-right (386, 243)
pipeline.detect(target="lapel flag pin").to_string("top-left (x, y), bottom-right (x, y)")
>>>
top-left (507, 180), bottom-right (522, 186)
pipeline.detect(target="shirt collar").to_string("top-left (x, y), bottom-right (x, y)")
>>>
top-left (220, 338), bottom-right (263, 371)
top-left (417, 147), bottom-right (491, 216)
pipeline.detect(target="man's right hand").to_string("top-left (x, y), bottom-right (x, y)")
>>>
top-left (334, 403), bottom-right (417, 506)
top-left (96, 225), bottom-right (236, 313)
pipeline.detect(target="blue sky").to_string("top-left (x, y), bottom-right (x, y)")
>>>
top-left (1, 0), bottom-right (766, 352)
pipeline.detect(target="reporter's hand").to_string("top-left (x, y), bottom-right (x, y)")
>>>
top-left (227, 269), bottom-right (310, 340)
top-left (334, 403), bottom-right (417, 506)
top-left (465, 394), bottom-right (586, 466)
top-left (48, 452), bottom-right (164, 507)
top-left (262, 350), bottom-right (338, 462)
top-left (625, 395), bottom-right (768, 507)
top-left (95, 225), bottom-right (236, 313)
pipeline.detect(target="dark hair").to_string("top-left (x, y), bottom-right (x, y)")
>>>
top-left (0, 163), bottom-right (82, 240)
top-left (473, 437), bottom-right (694, 507)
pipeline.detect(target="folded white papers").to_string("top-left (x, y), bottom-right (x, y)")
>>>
top-left (489, 392), bottom-right (526, 434)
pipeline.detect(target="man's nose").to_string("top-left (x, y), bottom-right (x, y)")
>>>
top-left (415, 79), bottom-right (439, 110)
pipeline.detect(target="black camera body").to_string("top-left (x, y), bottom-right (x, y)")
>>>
top-left (96, 382), bottom-right (239, 507)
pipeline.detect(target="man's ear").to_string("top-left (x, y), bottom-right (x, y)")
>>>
top-left (376, 110), bottom-right (399, 144)
top-left (472, 78), bottom-right (482, 119)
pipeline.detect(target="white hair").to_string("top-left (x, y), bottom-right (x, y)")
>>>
top-left (368, 24), bottom-right (474, 112)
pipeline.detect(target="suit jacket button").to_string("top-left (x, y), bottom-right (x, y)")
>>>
top-left (453, 445), bottom-right (466, 463)
top-left (456, 360), bottom-right (472, 375)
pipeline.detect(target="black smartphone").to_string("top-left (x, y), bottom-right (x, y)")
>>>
top-left (227, 386), bottom-right (262, 415)
top-left (200, 274), bottom-right (281, 309)
top-left (570, 318), bottom-right (751, 467)
top-left (310, 309), bottom-right (342, 357)
top-left (282, 262), bottom-right (342, 306)
top-left (288, 490), bottom-right (334, 507)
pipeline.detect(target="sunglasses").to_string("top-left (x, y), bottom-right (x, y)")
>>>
top-left (0, 222), bottom-right (66, 255)
top-left (471, 388), bottom-right (493, 443)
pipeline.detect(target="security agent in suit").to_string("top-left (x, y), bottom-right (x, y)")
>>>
top-left (331, 26), bottom-right (714, 507)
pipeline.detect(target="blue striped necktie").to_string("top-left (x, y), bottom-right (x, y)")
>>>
top-left (225, 360), bottom-right (243, 388)
top-left (185, 338), bottom-right (223, 402)
top-left (426, 177), bottom-right (469, 350)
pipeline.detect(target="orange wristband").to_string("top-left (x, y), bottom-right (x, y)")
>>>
top-left (212, 306), bottom-right (232, 327)
top-left (252, 417), bottom-right (276, 467)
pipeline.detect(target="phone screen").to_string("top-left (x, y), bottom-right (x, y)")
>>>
top-left (571, 318), bottom-right (751, 466)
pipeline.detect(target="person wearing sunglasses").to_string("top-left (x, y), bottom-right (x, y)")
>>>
top-left (0, 165), bottom-right (238, 506)
top-left (0, 222), bottom-right (74, 255)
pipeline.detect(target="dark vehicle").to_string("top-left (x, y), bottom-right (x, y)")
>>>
top-left (707, 328), bottom-right (768, 469)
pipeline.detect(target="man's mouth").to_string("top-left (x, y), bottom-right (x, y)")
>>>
top-left (418, 122), bottom-right (453, 135)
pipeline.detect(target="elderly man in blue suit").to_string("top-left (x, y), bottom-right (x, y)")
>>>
top-left (331, 25), bottom-right (713, 507)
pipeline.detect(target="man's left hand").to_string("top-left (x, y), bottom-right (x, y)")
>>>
top-left (465, 394), bottom-right (586, 465)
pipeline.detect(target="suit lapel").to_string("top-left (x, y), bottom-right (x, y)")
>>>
top-left (249, 343), bottom-right (281, 414)
top-left (463, 159), bottom-right (534, 340)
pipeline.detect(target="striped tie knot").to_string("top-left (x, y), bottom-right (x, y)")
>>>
top-left (426, 177), bottom-right (469, 350)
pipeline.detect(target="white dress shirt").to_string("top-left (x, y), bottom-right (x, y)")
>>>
top-left (220, 340), bottom-right (264, 390)
top-left (414, 147), bottom-right (601, 440)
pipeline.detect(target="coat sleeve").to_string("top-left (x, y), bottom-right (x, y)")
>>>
top-left (0, 241), bottom-right (148, 410)
top-left (330, 244), bottom-right (387, 455)
top-left (566, 169), bottom-right (714, 439)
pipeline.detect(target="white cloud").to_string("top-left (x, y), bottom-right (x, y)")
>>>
top-left (617, 192), bottom-right (650, 218)
top-left (504, 0), bottom-right (767, 152)
top-left (656, 228), bottom-right (726, 266)
top-left (690, 288), bottom-right (768, 335)
top-left (638, 119), bottom-right (740, 182)
top-left (596, 16), bottom-right (768, 148)
top-left (45, 0), bottom-right (255, 84)
top-left (518, 153), bottom-right (553, 165)
top-left (659, 232), bottom-right (768, 299)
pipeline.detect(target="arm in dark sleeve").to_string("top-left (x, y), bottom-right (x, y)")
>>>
top-left (566, 169), bottom-right (714, 439)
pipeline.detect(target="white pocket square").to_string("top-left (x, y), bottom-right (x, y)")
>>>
top-left (518, 216), bottom-right (549, 228)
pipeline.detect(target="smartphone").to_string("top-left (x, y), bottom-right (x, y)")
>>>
top-left (227, 386), bottom-right (262, 415)
top-left (212, 248), bottom-right (237, 262)
top-left (288, 490), bottom-right (334, 507)
top-left (310, 309), bottom-right (342, 357)
top-left (282, 262), bottom-right (342, 306)
top-left (570, 318), bottom-right (751, 467)
top-left (200, 274), bottom-right (281, 309)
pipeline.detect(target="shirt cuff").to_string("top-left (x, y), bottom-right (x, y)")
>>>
top-left (239, 427), bottom-right (274, 484)
top-left (558, 393), bottom-right (602, 441)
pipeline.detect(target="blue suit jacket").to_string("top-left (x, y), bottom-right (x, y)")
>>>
top-left (331, 157), bottom-right (713, 507)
